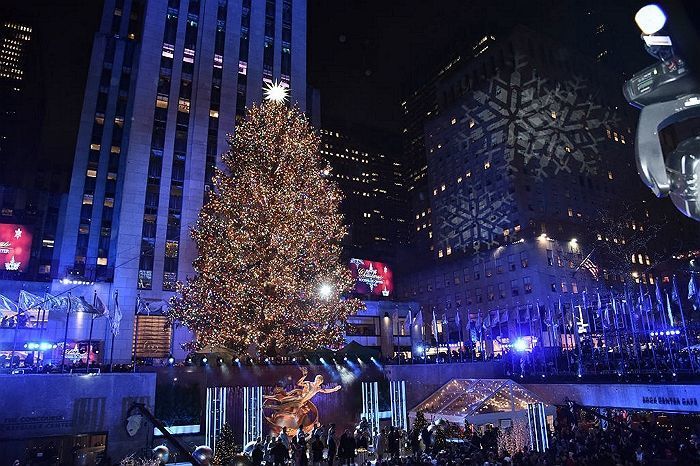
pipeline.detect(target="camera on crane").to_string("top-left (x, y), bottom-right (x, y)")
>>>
top-left (623, 4), bottom-right (700, 220)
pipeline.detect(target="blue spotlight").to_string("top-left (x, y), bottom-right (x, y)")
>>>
top-left (167, 355), bottom-right (175, 366)
top-left (512, 338), bottom-right (528, 353)
top-left (201, 357), bottom-right (208, 365)
top-left (319, 357), bottom-right (326, 364)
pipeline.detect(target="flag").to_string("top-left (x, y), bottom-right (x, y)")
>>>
top-left (579, 252), bottom-right (600, 280)
top-left (19, 290), bottom-right (43, 311)
top-left (404, 308), bottom-right (412, 335)
top-left (136, 296), bottom-right (151, 315)
top-left (455, 310), bottom-right (461, 327)
top-left (95, 294), bottom-right (109, 317)
top-left (672, 275), bottom-right (682, 305)
top-left (0, 294), bottom-right (18, 314)
top-left (111, 291), bottom-right (122, 336)
top-left (666, 292), bottom-right (674, 327)
top-left (431, 309), bottom-right (439, 342)
top-left (75, 296), bottom-right (100, 314)
top-left (655, 281), bottom-right (664, 310)
top-left (414, 309), bottom-right (423, 328)
top-left (689, 273), bottom-right (700, 311)
top-left (596, 292), bottom-right (602, 317)
top-left (43, 293), bottom-right (63, 312)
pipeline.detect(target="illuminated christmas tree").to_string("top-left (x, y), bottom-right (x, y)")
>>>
top-left (169, 84), bottom-right (362, 356)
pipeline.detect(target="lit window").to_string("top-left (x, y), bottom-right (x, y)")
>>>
top-left (466, 171), bottom-right (471, 178)
top-left (457, 177), bottom-right (463, 183)
top-left (433, 189), bottom-right (438, 196)
top-left (451, 118), bottom-right (457, 125)
top-left (551, 110), bottom-right (557, 119)
top-left (608, 171), bottom-right (613, 180)
top-left (97, 257), bottom-right (108, 266)
top-left (90, 143), bottom-right (101, 151)
top-left (111, 145), bottom-right (120, 154)
top-left (446, 246), bottom-right (452, 255)
top-left (438, 249), bottom-right (444, 258)
top-left (178, 98), bottom-right (190, 113)
top-left (156, 96), bottom-right (168, 108)
top-left (209, 109), bottom-right (219, 118)
top-left (645, 255), bottom-right (650, 265)
top-left (567, 208), bottom-right (573, 217)
top-left (86, 169), bottom-right (97, 178)
top-left (441, 184), bottom-right (446, 191)
top-left (82, 194), bottom-right (93, 205)
top-left (104, 198), bottom-right (114, 208)
top-left (468, 119), bottom-right (475, 128)
top-left (484, 161), bottom-right (491, 169)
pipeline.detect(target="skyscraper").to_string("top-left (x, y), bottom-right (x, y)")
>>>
top-left (395, 26), bottom-right (646, 339)
top-left (55, 0), bottom-right (307, 362)
top-left (0, 21), bottom-right (32, 180)
top-left (319, 127), bottom-right (406, 262)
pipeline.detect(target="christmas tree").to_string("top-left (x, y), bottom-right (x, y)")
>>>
top-left (169, 86), bottom-right (362, 356)
top-left (212, 423), bottom-right (238, 465)
top-left (412, 410), bottom-right (429, 433)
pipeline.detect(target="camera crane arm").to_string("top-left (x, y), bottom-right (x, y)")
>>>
top-left (127, 402), bottom-right (203, 465)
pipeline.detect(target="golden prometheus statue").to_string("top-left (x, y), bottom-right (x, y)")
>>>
top-left (263, 367), bottom-right (341, 435)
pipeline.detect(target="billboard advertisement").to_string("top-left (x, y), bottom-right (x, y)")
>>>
top-left (349, 258), bottom-right (393, 297)
top-left (0, 224), bottom-right (33, 272)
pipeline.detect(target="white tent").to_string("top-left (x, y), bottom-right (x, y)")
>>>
top-left (410, 378), bottom-right (554, 427)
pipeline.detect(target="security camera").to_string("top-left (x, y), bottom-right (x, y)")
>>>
top-left (624, 4), bottom-right (700, 220)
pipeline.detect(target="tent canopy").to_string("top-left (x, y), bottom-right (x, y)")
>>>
top-left (412, 378), bottom-right (544, 419)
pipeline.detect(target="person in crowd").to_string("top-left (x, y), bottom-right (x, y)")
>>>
top-left (279, 426), bottom-right (291, 450)
top-left (327, 424), bottom-right (337, 466)
top-left (292, 431), bottom-right (309, 466)
top-left (271, 437), bottom-right (288, 466)
top-left (311, 434), bottom-right (324, 466)
top-left (338, 429), bottom-right (356, 465)
top-left (251, 440), bottom-right (264, 466)
top-left (388, 426), bottom-right (401, 459)
top-left (374, 427), bottom-right (386, 463)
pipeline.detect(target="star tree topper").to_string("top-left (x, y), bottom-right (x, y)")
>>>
top-left (264, 81), bottom-right (289, 103)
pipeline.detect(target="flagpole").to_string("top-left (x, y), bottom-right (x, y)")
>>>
top-left (675, 276), bottom-right (695, 372)
top-left (61, 293), bottom-right (72, 373)
top-left (625, 288), bottom-right (641, 372)
top-left (643, 289), bottom-right (658, 372)
top-left (664, 292), bottom-right (676, 372)
top-left (87, 290), bottom-right (96, 369)
top-left (133, 293), bottom-right (140, 373)
top-left (110, 290), bottom-right (117, 371)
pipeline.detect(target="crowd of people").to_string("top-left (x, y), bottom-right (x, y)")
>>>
top-left (239, 409), bottom-right (700, 466)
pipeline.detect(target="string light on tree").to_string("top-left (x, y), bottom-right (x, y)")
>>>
top-left (169, 96), bottom-right (363, 356)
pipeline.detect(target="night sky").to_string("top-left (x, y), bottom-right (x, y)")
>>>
top-left (1, 0), bottom-right (658, 184)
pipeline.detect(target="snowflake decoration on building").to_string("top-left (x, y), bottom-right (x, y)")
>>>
top-left (456, 53), bottom-right (619, 181)
top-left (14, 228), bottom-right (22, 239)
top-left (435, 188), bottom-right (515, 254)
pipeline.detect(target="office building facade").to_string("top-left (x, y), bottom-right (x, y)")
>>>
top-left (54, 0), bottom-right (307, 363)
top-left (319, 128), bottom-right (406, 262)
top-left (396, 26), bottom-right (650, 343)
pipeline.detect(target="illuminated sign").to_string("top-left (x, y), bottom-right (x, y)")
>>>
top-left (0, 224), bottom-right (32, 272)
top-left (349, 258), bottom-right (393, 297)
